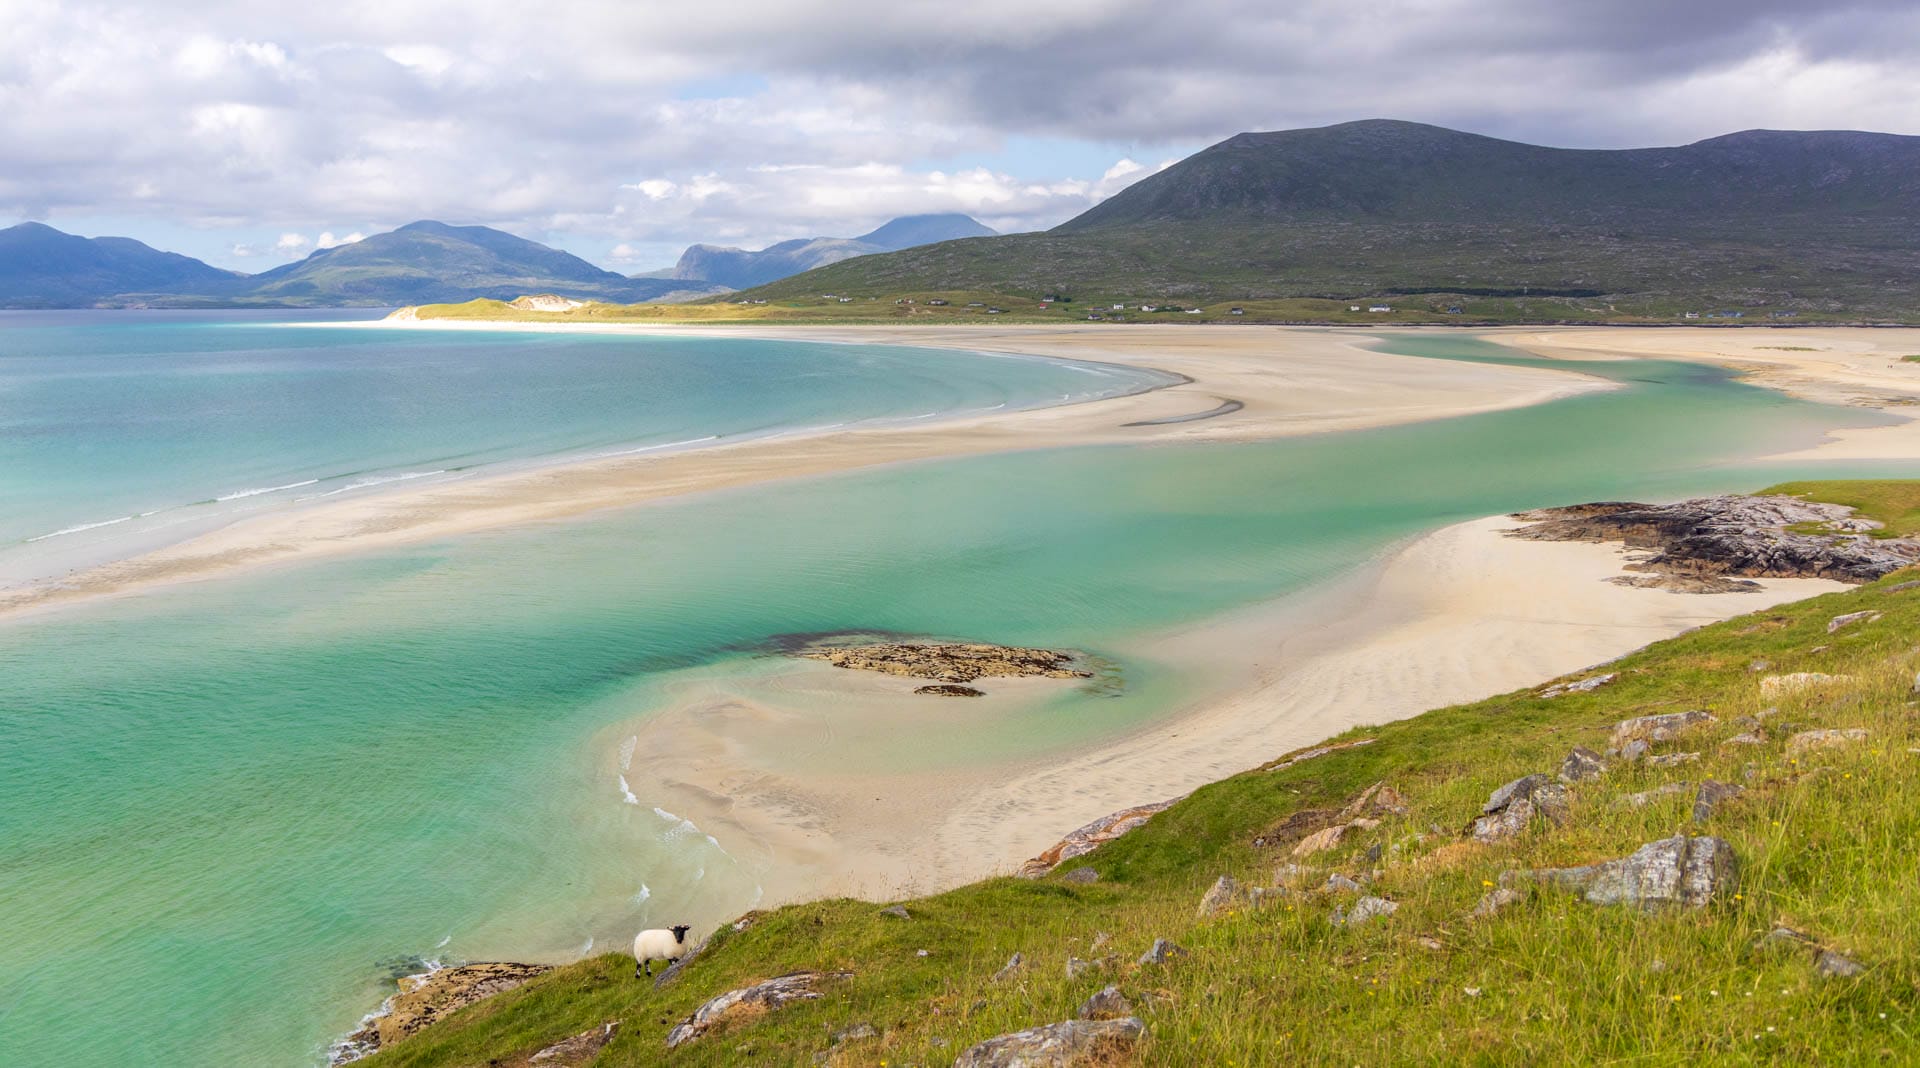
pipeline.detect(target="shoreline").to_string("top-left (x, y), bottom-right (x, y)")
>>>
top-left (0, 323), bottom-right (1605, 620)
top-left (614, 511), bottom-right (1849, 907)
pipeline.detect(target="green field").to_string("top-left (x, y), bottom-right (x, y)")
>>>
top-left (360, 484), bottom-right (1920, 1066)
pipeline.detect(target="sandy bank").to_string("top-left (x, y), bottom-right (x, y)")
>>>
top-left (617, 513), bottom-right (1845, 906)
top-left (0, 324), bottom-right (1602, 619)
top-left (1496, 326), bottom-right (1920, 460)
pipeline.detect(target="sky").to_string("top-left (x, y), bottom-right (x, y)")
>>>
top-left (4, 0), bottom-right (1917, 272)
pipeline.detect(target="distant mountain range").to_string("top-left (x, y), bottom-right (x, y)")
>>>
top-left (664, 213), bottom-right (995, 289)
top-left (0, 214), bottom-right (987, 308)
top-left (737, 120), bottom-right (1920, 317)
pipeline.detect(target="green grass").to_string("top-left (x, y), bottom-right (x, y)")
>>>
top-left (1763, 480), bottom-right (1920, 538)
top-left (360, 486), bottom-right (1920, 1066)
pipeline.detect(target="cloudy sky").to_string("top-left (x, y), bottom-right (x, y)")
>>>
top-left (4, 0), bottom-right (1916, 271)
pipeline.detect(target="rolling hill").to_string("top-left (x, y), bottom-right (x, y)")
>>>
top-left (669, 213), bottom-right (995, 289)
top-left (731, 120), bottom-right (1920, 319)
top-left (0, 222), bottom-right (244, 307)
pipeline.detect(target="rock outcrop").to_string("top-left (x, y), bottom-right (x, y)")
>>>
top-left (528, 1022), bottom-right (618, 1065)
top-left (797, 640), bottom-right (1093, 683)
top-left (333, 962), bottom-right (553, 1064)
top-left (1503, 835), bottom-right (1736, 909)
top-left (1470, 774), bottom-right (1570, 843)
top-left (664, 971), bottom-right (847, 1049)
top-left (954, 1017), bottom-right (1145, 1067)
top-left (1018, 798), bottom-right (1181, 877)
top-left (1508, 496), bottom-right (1920, 584)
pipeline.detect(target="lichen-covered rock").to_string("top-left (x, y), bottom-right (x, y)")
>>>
top-left (1137, 939), bottom-right (1187, 966)
top-left (1337, 781), bottom-right (1410, 820)
top-left (1334, 896), bottom-right (1399, 927)
top-left (1324, 872), bottom-right (1363, 894)
top-left (1018, 798), bottom-right (1181, 877)
top-left (880, 904), bottom-right (911, 919)
top-left (1291, 822), bottom-right (1353, 857)
top-left (1077, 985), bottom-right (1133, 1021)
top-left (1617, 782), bottom-right (1691, 808)
top-left (1060, 867), bottom-right (1098, 885)
top-left (1646, 752), bottom-right (1701, 767)
top-left (954, 1017), bottom-right (1145, 1067)
top-left (1473, 887), bottom-right (1525, 918)
top-left (1507, 496), bottom-right (1920, 583)
top-left (991, 953), bottom-right (1025, 983)
top-left (1558, 746), bottom-right (1609, 783)
top-left (1815, 949), bottom-right (1866, 978)
top-left (1470, 774), bottom-right (1570, 843)
top-left (1786, 728), bottom-right (1869, 757)
top-left (529, 1022), bottom-right (618, 1065)
top-left (1827, 610), bottom-right (1881, 634)
top-left (1196, 875), bottom-right (1242, 918)
top-left (1505, 835), bottom-right (1735, 910)
top-left (1065, 956), bottom-right (1098, 979)
top-left (1610, 710), bottom-right (1716, 749)
top-left (665, 972), bottom-right (847, 1049)
top-left (831, 1022), bottom-right (878, 1045)
top-left (1540, 673), bottom-right (1617, 698)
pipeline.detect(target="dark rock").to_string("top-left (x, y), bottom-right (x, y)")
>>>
top-left (1060, 867), bottom-right (1099, 885)
top-left (1504, 835), bottom-right (1736, 909)
top-left (1558, 746), bottom-right (1609, 783)
top-left (1507, 496), bottom-right (1920, 583)
top-left (798, 640), bottom-right (1092, 682)
top-left (954, 1017), bottom-right (1144, 1067)
top-left (529, 1022), bottom-right (619, 1065)
top-left (1364, 842), bottom-right (1384, 863)
top-left (1471, 775), bottom-right (1570, 843)
top-left (1137, 939), bottom-right (1187, 966)
top-left (915, 683), bottom-right (986, 697)
top-left (1692, 780), bottom-right (1745, 822)
top-left (1077, 985), bottom-right (1133, 1020)
top-left (666, 971), bottom-right (848, 1048)
top-left (880, 904), bottom-right (911, 919)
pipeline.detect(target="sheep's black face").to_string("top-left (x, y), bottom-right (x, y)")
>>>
top-left (671, 925), bottom-right (691, 943)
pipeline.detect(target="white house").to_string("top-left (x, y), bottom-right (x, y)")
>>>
top-left (1368, 305), bottom-right (1392, 313)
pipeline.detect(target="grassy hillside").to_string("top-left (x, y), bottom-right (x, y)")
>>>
top-left (723, 121), bottom-right (1920, 322)
top-left (357, 485), bottom-right (1920, 1067)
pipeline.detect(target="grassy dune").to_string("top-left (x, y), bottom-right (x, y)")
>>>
top-left (359, 487), bottom-right (1920, 1066)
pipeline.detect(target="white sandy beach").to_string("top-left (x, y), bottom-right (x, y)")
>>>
top-left (618, 513), bottom-right (1846, 906)
top-left (0, 323), bottom-right (1603, 617)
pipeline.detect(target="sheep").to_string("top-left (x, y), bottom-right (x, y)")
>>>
top-left (632, 924), bottom-right (693, 978)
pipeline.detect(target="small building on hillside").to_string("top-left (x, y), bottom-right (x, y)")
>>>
top-left (1683, 311), bottom-right (1700, 319)
top-left (1229, 307), bottom-right (1244, 315)
top-left (1368, 304), bottom-right (1393, 313)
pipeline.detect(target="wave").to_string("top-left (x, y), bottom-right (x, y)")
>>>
top-left (297, 470), bottom-right (447, 501)
top-left (214, 478), bottom-right (318, 502)
top-left (618, 735), bottom-right (637, 772)
top-left (595, 435), bottom-right (720, 459)
top-left (26, 514), bottom-right (136, 542)
top-left (633, 882), bottom-right (651, 905)
top-left (617, 775), bottom-right (639, 806)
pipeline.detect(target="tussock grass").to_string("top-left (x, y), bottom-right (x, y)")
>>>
top-left (362, 491), bottom-right (1920, 1067)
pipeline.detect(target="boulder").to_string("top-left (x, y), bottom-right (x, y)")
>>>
top-left (831, 1022), bottom-right (878, 1045)
top-left (1827, 610), bottom-right (1881, 634)
top-left (1196, 875), bottom-right (1242, 919)
top-left (1291, 823), bottom-right (1353, 858)
top-left (954, 1017), bottom-right (1145, 1067)
top-left (1334, 896), bottom-right (1399, 927)
top-left (665, 972), bottom-right (847, 1048)
top-left (1337, 781), bottom-right (1410, 820)
top-left (1324, 873), bottom-right (1363, 894)
top-left (1610, 710), bottom-right (1716, 750)
top-left (1618, 782), bottom-right (1691, 808)
top-left (1504, 835), bottom-right (1735, 910)
top-left (1060, 867), bottom-right (1098, 885)
top-left (1470, 775), bottom-right (1570, 843)
top-left (1786, 728), bottom-right (1869, 757)
top-left (991, 953), bottom-right (1025, 983)
top-left (1137, 939), bottom-right (1188, 966)
top-left (1539, 673), bottom-right (1618, 698)
top-left (1558, 746), bottom-right (1609, 783)
top-left (1815, 950), bottom-right (1866, 978)
top-left (1646, 752), bottom-right (1701, 767)
top-left (528, 1022), bottom-right (618, 1065)
top-left (1692, 780), bottom-right (1744, 823)
top-left (1722, 731), bottom-right (1768, 747)
top-left (880, 905), bottom-right (912, 919)
top-left (1076, 985), bottom-right (1133, 1021)
top-left (1065, 956), bottom-right (1097, 979)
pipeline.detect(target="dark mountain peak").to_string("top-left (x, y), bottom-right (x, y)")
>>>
top-left (3, 220), bottom-right (65, 237)
top-left (0, 221), bottom-right (238, 306)
top-left (855, 213), bottom-right (995, 250)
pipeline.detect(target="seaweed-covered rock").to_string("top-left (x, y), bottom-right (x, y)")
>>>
top-left (798, 641), bottom-right (1092, 682)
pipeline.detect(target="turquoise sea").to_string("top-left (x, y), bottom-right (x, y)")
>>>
top-left (0, 316), bottom-right (1904, 1065)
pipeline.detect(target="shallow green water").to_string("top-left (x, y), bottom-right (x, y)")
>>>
top-left (0, 332), bottom-right (1906, 1065)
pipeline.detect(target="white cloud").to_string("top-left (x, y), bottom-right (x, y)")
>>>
top-left (274, 232), bottom-right (310, 252)
top-left (315, 231), bottom-right (364, 248)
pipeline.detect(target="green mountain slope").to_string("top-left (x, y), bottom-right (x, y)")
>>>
top-left (0, 222), bottom-right (243, 307)
top-left (355, 483), bottom-right (1920, 1068)
top-left (731, 121), bottom-right (1920, 318)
